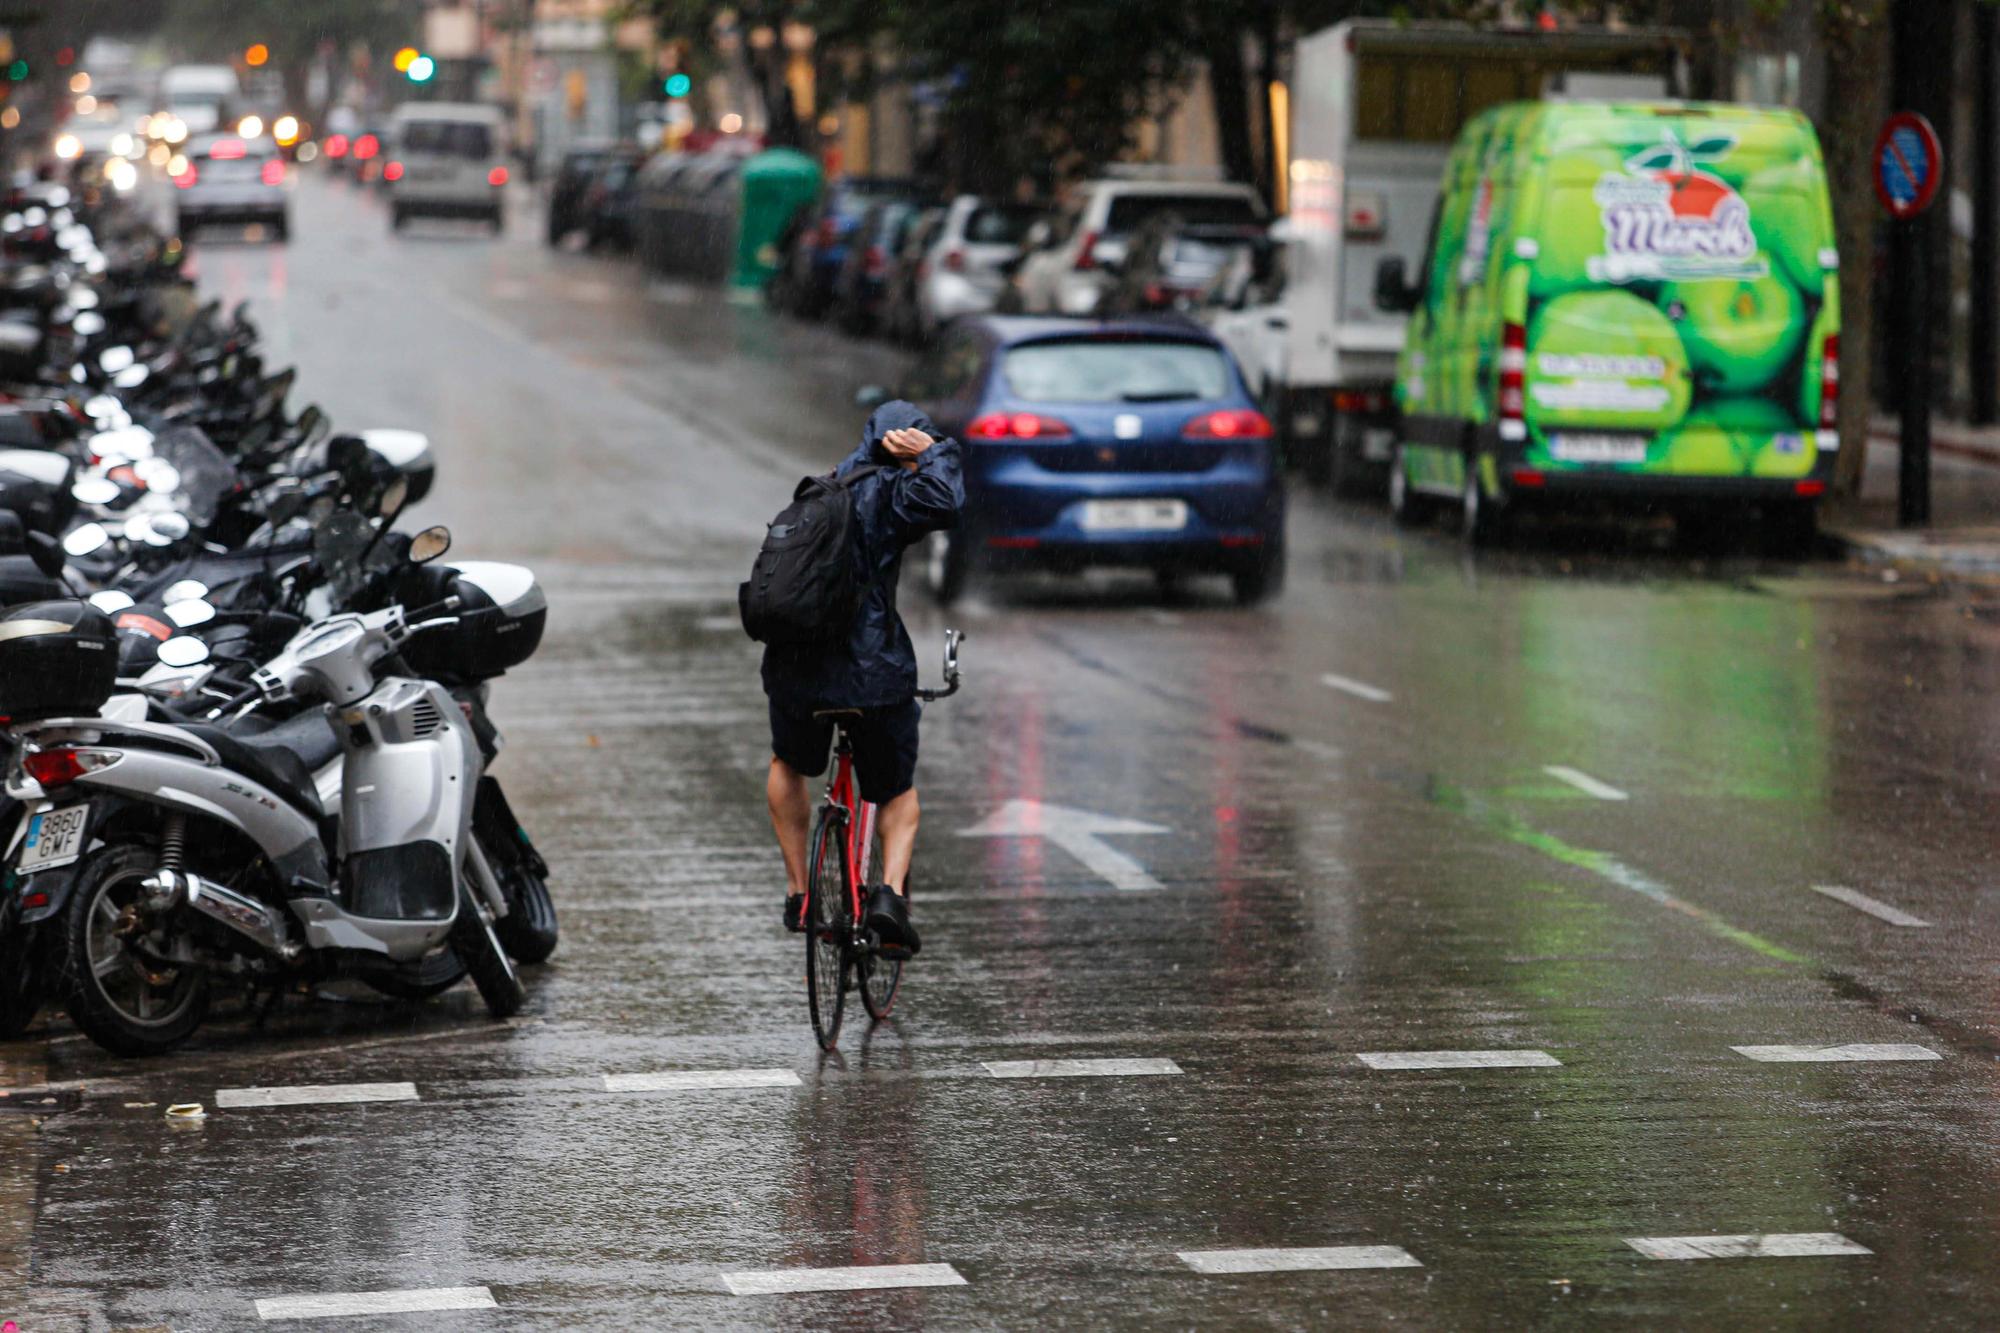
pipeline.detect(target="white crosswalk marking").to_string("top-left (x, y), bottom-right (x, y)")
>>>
top-left (982, 1057), bottom-right (1183, 1079)
top-left (1625, 1233), bottom-right (1871, 1260)
top-left (1356, 1050), bottom-right (1561, 1070)
top-left (1543, 765), bottom-right (1629, 800)
top-left (217, 1082), bottom-right (418, 1109)
top-left (255, 1286), bottom-right (496, 1319)
top-left (1178, 1246), bottom-right (1423, 1274)
top-left (721, 1263), bottom-right (967, 1295)
top-left (1809, 884), bottom-right (1932, 927)
top-left (1320, 672), bottom-right (1393, 703)
top-left (1731, 1043), bottom-right (1940, 1063)
top-left (602, 1069), bottom-right (801, 1092)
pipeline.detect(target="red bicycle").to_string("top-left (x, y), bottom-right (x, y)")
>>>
top-left (806, 630), bottom-right (962, 1051)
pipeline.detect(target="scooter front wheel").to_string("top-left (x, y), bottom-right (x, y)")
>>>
top-left (450, 878), bottom-right (526, 1019)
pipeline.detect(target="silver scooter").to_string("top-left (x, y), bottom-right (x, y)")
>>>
top-left (2, 536), bottom-right (526, 1056)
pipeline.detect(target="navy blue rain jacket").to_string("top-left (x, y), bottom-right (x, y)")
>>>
top-left (760, 401), bottom-right (965, 710)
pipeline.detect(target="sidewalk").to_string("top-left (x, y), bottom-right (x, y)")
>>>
top-left (1821, 419), bottom-right (2000, 577)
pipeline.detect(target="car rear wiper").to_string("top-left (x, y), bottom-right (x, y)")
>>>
top-left (1119, 390), bottom-right (1199, 402)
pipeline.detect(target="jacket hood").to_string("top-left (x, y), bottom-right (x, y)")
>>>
top-left (862, 399), bottom-right (939, 456)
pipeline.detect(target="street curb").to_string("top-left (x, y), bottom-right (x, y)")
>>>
top-left (1823, 524), bottom-right (2000, 580)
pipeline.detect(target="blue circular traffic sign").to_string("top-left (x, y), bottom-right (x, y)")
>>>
top-left (1875, 111), bottom-right (1942, 219)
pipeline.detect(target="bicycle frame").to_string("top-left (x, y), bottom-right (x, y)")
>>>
top-left (821, 730), bottom-right (878, 930)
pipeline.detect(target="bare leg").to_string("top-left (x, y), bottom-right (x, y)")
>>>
top-left (876, 786), bottom-right (920, 894)
top-left (767, 757), bottom-right (811, 899)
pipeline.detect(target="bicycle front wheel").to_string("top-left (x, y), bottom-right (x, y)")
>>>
top-left (805, 809), bottom-right (850, 1051)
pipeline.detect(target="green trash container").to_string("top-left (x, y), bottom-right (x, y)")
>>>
top-left (732, 147), bottom-right (822, 292)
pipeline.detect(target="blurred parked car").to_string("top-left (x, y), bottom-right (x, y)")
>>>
top-left (831, 198), bottom-right (928, 334)
top-left (174, 133), bottom-right (288, 241)
top-left (879, 206), bottom-right (945, 345)
top-left (1199, 226), bottom-right (1290, 420)
top-left (876, 315), bottom-right (1284, 605)
top-left (546, 141), bottom-right (638, 246)
top-left (577, 153), bottom-right (645, 251)
top-left (768, 176), bottom-right (923, 318)
top-left (1101, 211), bottom-right (1269, 316)
top-left (906, 195), bottom-right (1048, 341)
top-left (1009, 176), bottom-right (1267, 316)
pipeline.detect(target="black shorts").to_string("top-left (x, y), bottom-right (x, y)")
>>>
top-left (769, 698), bottom-right (921, 805)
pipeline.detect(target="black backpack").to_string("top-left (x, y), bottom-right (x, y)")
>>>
top-left (738, 465), bottom-right (884, 645)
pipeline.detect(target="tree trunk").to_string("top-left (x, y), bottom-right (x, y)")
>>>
top-left (1821, 0), bottom-right (1890, 498)
top-left (1206, 26), bottom-right (1256, 188)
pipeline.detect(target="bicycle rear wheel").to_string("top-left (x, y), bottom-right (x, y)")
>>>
top-left (805, 809), bottom-right (850, 1051)
top-left (859, 831), bottom-right (902, 1021)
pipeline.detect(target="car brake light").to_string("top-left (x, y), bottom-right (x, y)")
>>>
top-left (1498, 320), bottom-right (1528, 443)
top-left (23, 747), bottom-right (117, 789)
top-left (355, 134), bottom-right (378, 160)
top-left (260, 159), bottom-right (284, 186)
top-left (966, 412), bottom-right (1074, 440)
top-left (943, 248), bottom-right (967, 272)
top-left (1183, 409), bottom-right (1273, 440)
top-left (173, 164), bottom-right (198, 189)
top-left (1510, 467), bottom-right (1547, 488)
top-left (324, 134), bottom-right (349, 158)
top-left (209, 138), bottom-right (246, 160)
top-left (383, 161), bottom-right (404, 182)
top-left (488, 166), bottom-right (509, 186)
top-left (1074, 230), bottom-right (1100, 271)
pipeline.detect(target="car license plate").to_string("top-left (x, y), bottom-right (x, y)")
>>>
top-left (1081, 499), bottom-right (1188, 532)
top-left (1550, 433), bottom-right (1649, 464)
top-left (19, 804), bottom-right (88, 872)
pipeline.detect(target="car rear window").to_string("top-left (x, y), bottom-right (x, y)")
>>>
top-left (1002, 340), bottom-right (1232, 403)
top-left (966, 205), bottom-right (1043, 245)
top-left (1105, 193), bottom-right (1263, 235)
top-left (401, 121), bottom-right (494, 158)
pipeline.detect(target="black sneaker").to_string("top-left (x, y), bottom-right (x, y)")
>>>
top-left (864, 885), bottom-right (920, 957)
top-left (783, 895), bottom-right (807, 933)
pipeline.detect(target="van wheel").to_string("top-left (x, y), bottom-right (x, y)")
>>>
top-left (925, 530), bottom-right (968, 606)
top-left (1461, 464), bottom-right (1507, 547)
top-left (1388, 446), bottom-right (1424, 527)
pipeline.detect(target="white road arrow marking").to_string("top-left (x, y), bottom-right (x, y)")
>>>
top-left (960, 799), bottom-right (1169, 892)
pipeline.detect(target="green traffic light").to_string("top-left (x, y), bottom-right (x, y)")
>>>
top-left (664, 73), bottom-right (691, 98)
top-left (7, 61), bottom-right (26, 81)
top-left (408, 54), bottom-right (436, 83)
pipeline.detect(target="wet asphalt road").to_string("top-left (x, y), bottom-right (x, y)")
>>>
top-left (7, 172), bottom-right (2000, 1329)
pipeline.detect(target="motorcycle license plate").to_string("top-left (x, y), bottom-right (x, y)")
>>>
top-left (1081, 499), bottom-right (1188, 532)
top-left (20, 804), bottom-right (88, 872)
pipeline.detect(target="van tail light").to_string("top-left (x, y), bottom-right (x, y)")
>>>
top-left (966, 412), bottom-right (1074, 440)
top-left (488, 166), bottom-right (509, 187)
top-left (1334, 388), bottom-right (1390, 416)
top-left (23, 747), bottom-right (119, 789)
top-left (1794, 479), bottom-right (1827, 497)
top-left (1074, 230), bottom-right (1100, 271)
top-left (1183, 409), bottom-right (1274, 440)
top-left (260, 159), bottom-right (284, 186)
top-left (942, 248), bottom-right (967, 272)
top-left (383, 161), bottom-right (404, 182)
top-left (865, 244), bottom-right (887, 277)
top-left (1498, 320), bottom-right (1528, 443)
top-left (1817, 331), bottom-right (1840, 432)
top-left (173, 165), bottom-right (198, 189)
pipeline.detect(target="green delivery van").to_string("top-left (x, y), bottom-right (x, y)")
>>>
top-left (1376, 100), bottom-right (1839, 545)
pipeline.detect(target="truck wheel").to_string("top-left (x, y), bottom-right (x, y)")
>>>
top-left (1388, 445), bottom-right (1424, 527)
top-left (1461, 465), bottom-right (1508, 547)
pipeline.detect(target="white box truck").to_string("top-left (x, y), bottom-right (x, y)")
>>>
top-left (1280, 20), bottom-right (1684, 492)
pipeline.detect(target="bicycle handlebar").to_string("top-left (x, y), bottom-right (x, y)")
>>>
top-left (915, 628), bottom-right (964, 703)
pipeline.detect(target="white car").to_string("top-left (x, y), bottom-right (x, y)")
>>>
top-left (1011, 177), bottom-right (1266, 316)
top-left (174, 134), bottom-right (288, 240)
top-left (1201, 225), bottom-right (1290, 410)
top-left (914, 195), bottom-right (1047, 336)
top-left (385, 103), bottom-right (508, 233)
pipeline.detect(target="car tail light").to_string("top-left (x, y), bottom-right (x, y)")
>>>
top-left (966, 412), bottom-right (1074, 440)
top-left (324, 134), bottom-right (349, 158)
top-left (942, 248), bottom-right (967, 272)
top-left (1498, 320), bottom-right (1528, 443)
top-left (209, 138), bottom-right (246, 160)
top-left (23, 747), bottom-right (118, 789)
top-left (1333, 388), bottom-right (1389, 415)
top-left (1183, 409), bottom-right (1273, 440)
top-left (488, 166), bottom-right (509, 187)
top-left (1817, 331), bottom-right (1840, 433)
top-left (1510, 467), bottom-right (1547, 488)
top-left (383, 161), bottom-right (404, 182)
top-left (260, 159), bottom-right (284, 186)
top-left (865, 244), bottom-right (887, 277)
top-left (1074, 230), bottom-right (1100, 271)
top-left (354, 134), bottom-right (379, 160)
top-left (173, 164), bottom-right (198, 189)
top-left (1143, 281), bottom-right (1168, 307)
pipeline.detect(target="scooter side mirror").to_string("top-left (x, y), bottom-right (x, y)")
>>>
top-left (410, 525), bottom-right (452, 564)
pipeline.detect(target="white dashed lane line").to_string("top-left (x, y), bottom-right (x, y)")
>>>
top-left (1178, 1246), bottom-right (1423, 1274)
top-left (720, 1263), bottom-right (968, 1295)
top-left (602, 1069), bottom-right (802, 1092)
top-left (1624, 1233), bottom-right (1871, 1261)
top-left (982, 1057), bottom-right (1183, 1079)
top-left (1542, 765), bottom-right (1630, 801)
top-left (1809, 884), bottom-right (1933, 927)
top-left (1731, 1043), bottom-right (1940, 1063)
top-left (1356, 1050), bottom-right (1561, 1070)
top-left (216, 1082), bottom-right (419, 1109)
top-left (254, 1286), bottom-right (497, 1319)
top-left (1320, 672), bottom-right (1393, 703)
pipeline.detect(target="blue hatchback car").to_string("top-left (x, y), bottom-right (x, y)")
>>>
top-left (876, 316), bottom-right (1285, 604)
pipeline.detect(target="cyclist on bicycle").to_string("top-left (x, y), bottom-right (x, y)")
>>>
top-left (764, 400), bottom-right (964, 954)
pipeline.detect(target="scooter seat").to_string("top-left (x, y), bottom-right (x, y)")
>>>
top-left (181, 708), bottom-right (340, 818)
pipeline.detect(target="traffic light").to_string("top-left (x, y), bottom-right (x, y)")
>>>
top-left (6, 61), bottom-right (25, 82)
top-left (393, 47), bottom-right (418, 73)
top-left (407, 55), bottom-right (435, 83)
top-left (245, 43), bottom-right (269, 67)
top-left (664, 72), bottom-right (691, 98)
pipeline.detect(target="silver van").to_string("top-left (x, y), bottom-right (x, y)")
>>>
top-left (386, 103), bottom-right (508, 233)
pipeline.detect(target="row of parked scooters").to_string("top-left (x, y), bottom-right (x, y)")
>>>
top-left (0, 178), bottom-right (552, 1057)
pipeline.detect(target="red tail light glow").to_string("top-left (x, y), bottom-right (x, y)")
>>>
top-left (487, 166), bottom-right (509, 186)
top-left (1498, 320), bottom-right (1528, 443)
top-left (324, 134), bottom-right (349, 158)
top-left (173, 165), bottom-right (198, 189)
top-left (383, 161), bottom-right (404, 182)
top-left (1818, 332), bottom-right (1840, 431)
top-left (1510, 467), bottom-right (1547, 488)
top-left (354, 134), bottom-right (379, 160)
top-left (23, 748), bottom-right (117, 788)
top-left (966, 412), bottom-right (1074, 440)
top-left (1074, 230), bottom-right (1100, 271)
top-left (1794, 479), bottom-right (1827, 497)
top-left (209, 138), bottom-right (246, 160)
top-left (1333, 388), bottom-right (1390, 415)
top-left (260, 159), bottom-right (284, 186)
top-left (1182, 409), bottom-right (1273, 440)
